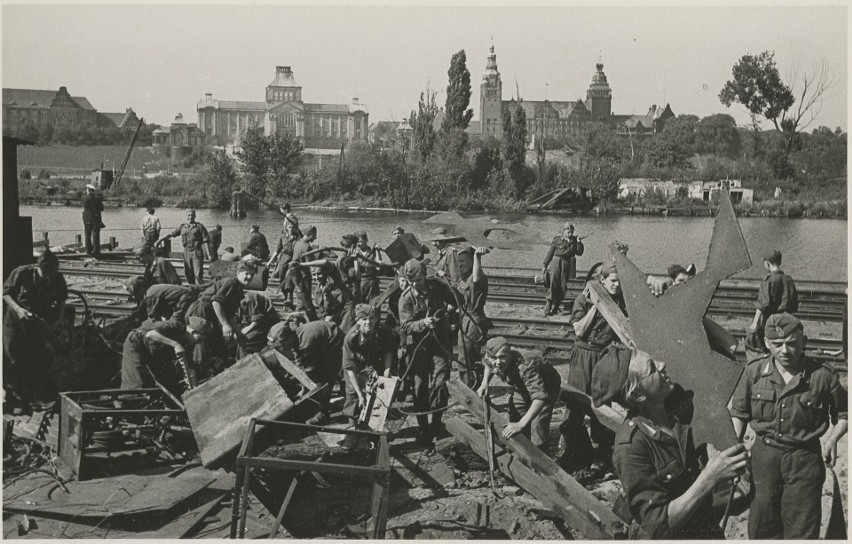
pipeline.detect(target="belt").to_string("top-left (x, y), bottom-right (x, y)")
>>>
top-left (573, 341), bottom-right (606, 352)
top-left (756, 434), bottom-right (821, 453)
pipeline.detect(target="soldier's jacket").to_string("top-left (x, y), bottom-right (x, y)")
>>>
top-left (237, 291), bottom-right (278, 330)
top-left (542, 235), bottom-right (584, 270)
top-left (495, 348), bottom-right (561, 406)
top-left (613, 417), bottom-right (722, 540)
top-left (756, 270), bottom-right (799, 315)
top-left (198, 277), bottom-right (245, 316)
top-left (170, 222), bottom-right (210, 251)
top-left (312, 281), bottom-right (347, 323)
top-left (457, 274), bottom-right (490, 344)
top-left (570, 291), bottom-right (627, 348)
top-left (341, 323), bottom-right (397, 374)
top-left (144, 256), bottom-right (181, 287)
top-left (398, 278), bottom-right (457, 347)
top-left (730, 355), bottom-right (847, 448)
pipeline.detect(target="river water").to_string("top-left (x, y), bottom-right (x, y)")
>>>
top-left (21, 205), bottom-right (847, 282)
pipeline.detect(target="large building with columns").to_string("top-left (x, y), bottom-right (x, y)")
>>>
top-left (196, 66), bottom-right (368, 151)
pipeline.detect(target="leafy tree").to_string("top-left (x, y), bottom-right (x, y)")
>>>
top-left (791, 126), bottom-right (846, 181)
top-left (266, 131), bottom-right (304, 197)
top-left (661, 114), bottom-right (698, 153)
top-left (469, 139), bottom-right (502, 191)
top-left (643, 132), bottom-right (689, 169)
top-left (580, 122), bottom-right (626, 161)
top-left (502, 105), bottom-right (528, 195)
top-left (206, 150), bottom-right (238, 208)
top-left (720, 51), bottom-right (832, 166)
top-left (409, 87), bottom-right (439, 163)
top-left (237, 126), bottom-right (270, 196)
top-left (695, 114), bottom-right (742, 158)
top-left (440, 50), bottom-right (474, 157)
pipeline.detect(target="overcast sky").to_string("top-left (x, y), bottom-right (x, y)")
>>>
top-left (2, 3), bottom-right (847, 131)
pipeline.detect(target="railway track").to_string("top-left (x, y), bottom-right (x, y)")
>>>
top-left (66, 290), bottom-right (845, 367)
top-left (60, 263), bottom-right (847, 322)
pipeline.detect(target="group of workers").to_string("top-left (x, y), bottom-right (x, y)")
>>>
top-left (4, 206), bottom-right (846, 540)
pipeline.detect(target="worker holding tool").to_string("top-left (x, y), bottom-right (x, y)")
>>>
top-left (456, 246), bottom-right (492, 388)
top-left (354, 231), bottom-right (382, 303)
top-left (399, 258), bottom-right (459, 446)
top-left (476, 337), bottom-right (561, 454)
top-left (730, 313), bottom-right (847, 539)
top-left (267, 318), bottom-right (344, 426)
top-left (3, 249), bottom-right (67, 411)
top-left (613, 349), bottom-right (748, 539)
top-left (341, 304), bottom-right (396, 424)
top-left (541, 222), bottom-right (585, 316)
top-left (120, 315), bottom-right (212, 394)
top-left (284, 225), bottom-right (319, 315)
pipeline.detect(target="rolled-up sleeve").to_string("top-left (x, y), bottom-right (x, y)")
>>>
top-left (612, 442), bottom-right (672, 539)
top-left (755, 277), bottom-right (772, 313)
top-left (521, 360), bottom-right (550, 402)
top-left (341, 335), bottom-right (360, 373)
top-left (399, 295), bottom-right (426, 335)
top-left (729, 368), bottom-right (753, 421)
top-left (828, 373), bottom-right (848, 423)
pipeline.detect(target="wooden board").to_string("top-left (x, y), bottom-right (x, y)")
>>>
top-left (272, 349), bottom-right (317, 390)
top-left (183, 352), bottom-right (295, 468)
top-left (363, 376), bottom-right (399, 432)
top-left (587, 280), bottom-right (634, 349)
top-left (447, 378), bottom-right (629, 539)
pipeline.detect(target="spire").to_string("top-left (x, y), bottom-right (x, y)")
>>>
top-left (483, 44), bottom-right (500, 81)
top-left (589, 61), bottom-right (611, 91)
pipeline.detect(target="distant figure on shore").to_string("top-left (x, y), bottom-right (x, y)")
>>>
top-left (141, 207), bottom-right (161, 245)
top-left (209, 225), bottom-right (223, 262)
top-left (245, 224), bottom-right (270, 261)
top-left (82, 184), bottom-right (104, 257)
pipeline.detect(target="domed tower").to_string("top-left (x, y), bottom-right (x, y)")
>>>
top-left (586, 62), bottom-right (612, 122)
top-left (480, 45), bottom-right (503, 137)
top-left (266, 66), bottom-right (302, 104)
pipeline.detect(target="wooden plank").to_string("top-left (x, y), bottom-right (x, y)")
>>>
top-left (446, 378), bottom-right (628, 539)
top-left (364, 376), bottom-right (398, 432)
top-left (525, 189), bottom-right (560, 208)
top-left (183, 352), bottom-right (295, 468)
top-left (271, 349), bottom-right (317, 390)
top-left (538, 186), bottom-right (573, 209)
top-left (560, 382), bottom-right (626, 433)
top-left (588, 280), bottom-right (635, 349)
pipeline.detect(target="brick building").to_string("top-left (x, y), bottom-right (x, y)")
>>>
top-left (197, 66), bottom-right (369, 152)
top-left (477, 46), bottom-right (674, 142)
top-left (2, 86), bottom-right (105, 136)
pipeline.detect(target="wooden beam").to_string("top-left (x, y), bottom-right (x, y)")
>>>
top-left (271, 349), bottom-right (317, 390)
top-left (587, 280), bottom-right (635, 349)
top-left (446, 378), bottom-right (628, 539)
top-left (561, 383), bottom-right (626, 433)
top-left (444, 417), bottom-right (629, 539)
top-left (537, 186), bottom-right (574, 210)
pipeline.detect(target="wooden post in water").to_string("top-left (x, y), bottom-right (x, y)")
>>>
top-left (109, 236), bottom-right (117, 250)
top-left (230, 191), bottom-right (244, 218)
top-left (75, 234), bottom-right (82, 244)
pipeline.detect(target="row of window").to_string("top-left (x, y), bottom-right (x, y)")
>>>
top-left (267, 88), bottom-right (300, 102)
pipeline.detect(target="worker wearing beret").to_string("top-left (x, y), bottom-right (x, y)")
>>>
top-left (398, 258), bottom-right (459, 446)
top-left (477, 337), bottom-right (561, 454)
top-left (730, 313), bottom-right (848, 539)
top-left (456, 246), bottom-right (492, 387)
top-left (614, 350), bottom-right (748, 539)
top-left (342, 304), bottom-right (397, 424)
top-left (245, 224), bottom-right (270, 262)
top-left (121, 315), bottom-right (211, 394)
top-left (541, 222), bottom-right (584, 316)
top-left (157, 209), bottom-right (212, 285)
top-left (560, 260), bottom-right (626, 472)
top-left (747, 250), bottom-right (799, 360)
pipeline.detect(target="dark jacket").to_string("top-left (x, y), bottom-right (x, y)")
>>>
top-left (82, 193), bottom-right (104, 224)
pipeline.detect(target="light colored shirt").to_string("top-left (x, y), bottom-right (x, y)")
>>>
top-left (142, 214), bottom-right (161, 235)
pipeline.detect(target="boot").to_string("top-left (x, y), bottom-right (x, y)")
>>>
top-left (544, 301), bottom-right (553, 317)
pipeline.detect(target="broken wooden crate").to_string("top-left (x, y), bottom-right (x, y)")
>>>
top-left (446, 377), bottom-right (630, 539)
top-left (58, 385), bottom-right (185, 480)
top-left (183, 348), bottom-right (328, 468)
top-left (230, 419), bottom-right (391, 539)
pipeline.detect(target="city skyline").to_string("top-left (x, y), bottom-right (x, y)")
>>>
top-left (2, 3), bottom-right (848, 132)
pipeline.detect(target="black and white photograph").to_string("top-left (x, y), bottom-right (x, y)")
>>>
top-left (1, 1), bottom-right (848, 539)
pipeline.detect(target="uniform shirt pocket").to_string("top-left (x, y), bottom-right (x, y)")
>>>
top-left (793, 393), bottom-right (825, 429)
top-left (655, 458), bottom-right (685, 489)
top-left (751, 386), bottom-right (776, 422)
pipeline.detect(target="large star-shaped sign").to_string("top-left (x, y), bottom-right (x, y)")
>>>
top-left (612, 190), bottom-right (751, 448)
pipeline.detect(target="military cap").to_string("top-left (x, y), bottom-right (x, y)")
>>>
top-left (250, 224), bottom-right (260, 231)
top-left (600, 261), bottom-right (619, 278)
top-left (355, 230), bottom-right (368, 240)
top-left (124, 275), bottom-right (144, 294)
top-left (763, 250), bottom-right (782, 265)
top-left (354, 303), bottom-right (374, 320)
top-left (484, 336), bottom-right (509, 358)
top-left (341, 233), bottom-right (358, 245)
top-left (186, 316), bottom-right (213, 336)
top-left (563, 222), bottom-right (575, 231)
top-left (585, 262), bottom-right (604, 282)
top-left (764, 312), bottom-right (803, 339)
top-left (303, 225), bottom-right (317, 236)
top-left (403, 258), bottom-right (426, 280)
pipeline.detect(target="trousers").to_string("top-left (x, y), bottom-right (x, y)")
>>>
top-left (183, 249), bottom-right (205, 284)
top-left (84, 222), bottom-right (101, 256)
top-left (509, 392), bottom-right (555, 455)
top-left (748, 439), bottom-right (824, 539)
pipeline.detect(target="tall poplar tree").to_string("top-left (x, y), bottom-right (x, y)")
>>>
top-left (441, 50), bottom-right (474, 157)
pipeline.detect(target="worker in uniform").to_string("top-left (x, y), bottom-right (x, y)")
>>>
top-left (429, 228), bottom-right (461, 282)
top-left (3, 249), bottom-right (67, 410)
top-left (342, 304), bottom-right (397, 424)
top-left (268, 318), bottom-right (344, 425)
top-left (221, 246), bottom-right (239, 263)
top-left (245, 224), bottom-right (270, 262)
top-left (613, 350), bottom-right (749, 539)
top-left (477, 337), bottom-right (561, 454)
top-left (398, 258), bottom-right (458, 446)
top-left (392, 226), bottom-right (405, 239)
top-left (337, 233), bottom-right (361, 302)
top-left (120, 315), bottom-right (212, 394)
top-left (747, 250), bottom-right (799, 359)
top-left (142, 283), bottom-right (201, 323)
top-left (157, 209), bottom-right (212, 285)
top-left (284, 225), bottom-right (319, 314)
top-left (354, 231), bottom-right (382, 304)
top-left (185, 260), bottom-right (257, 370)
top-left (82, 183), bottom-right (105, 257)
top-left (560, 261), bottom-right (626, 472)
top-left (456, 246), bottom-right (491, 388)
top-left (730, 313), bottom-right (847, 539)
top-left (141, 207), bottom-right (161, 245)
top-left (235, 291), bottom-right (279, 358)
top-left (124, 244), bottom-right (182, 306)
top-left (307, 263), bottom-right (354, 330)
top-left (541, 222), bottom-right (584, 316)
top-left (208, 225), bottom-right (223, 262)
top-left (270, 214), bottom-right (300, 279)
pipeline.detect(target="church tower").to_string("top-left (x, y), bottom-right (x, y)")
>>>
top-left (480, 45), bottom-right (503, 137)
top-left (586, 62), bottom-right (612, 122)
top-left (266, 66), bottom-right (302, 104)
